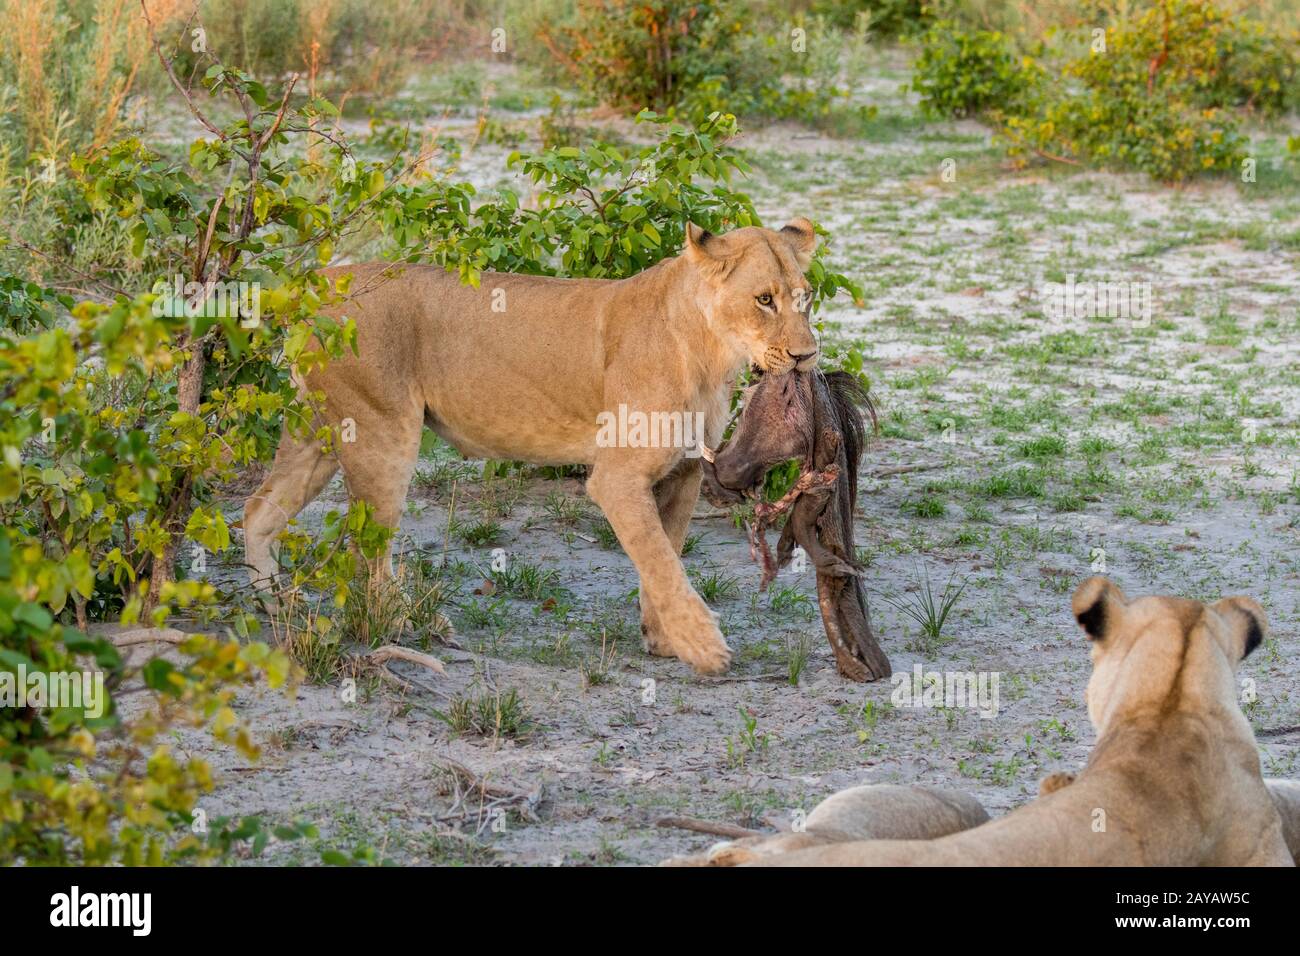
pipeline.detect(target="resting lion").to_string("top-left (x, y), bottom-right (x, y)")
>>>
top-left (668, 578), bottom-right (1296, 866)
top-left (243, 219), bottom-right (824, 674)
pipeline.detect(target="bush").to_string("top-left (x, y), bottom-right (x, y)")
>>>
top-left (523, 0), bottom-right (871, 125)
top-left (805, 0), bottom-right (931, 36)
top-left (914, 1), bottom-right (1283, 181)
top-left (0, 279), bottom-right (305, 864)
top-left (1004, 1), bottom-right (1256, 181)
top-left (1136, 1), bottom-right (1298, 115)
top-left (0, 34), bottom-right (403, 865)
top-left (912, 20), bottom-right (1033, 118)
top-left (0, 0), bottom-right (458, 167)
top-left (679, 14), bottom-right (877, 128)
top-left (394, 108), bottom-right (860, 308)
top-left (171, 0), bottom-right (458, 99)
top-left (0, 0), bottom-right (184, 160)
top-left (528, 0), bottom-right (746, 112)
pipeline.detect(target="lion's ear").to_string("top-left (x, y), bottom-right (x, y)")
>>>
top-left (1072, 576), bottom-right (1126, 641)
top-left (1211, 596), bottom-right (1267, 661)
top-left (684, 221), bottom-right (729, 278)
top-left (685, 221), bottom-right (717, 260)
top-left (779, 218), bottom-right (818, 270)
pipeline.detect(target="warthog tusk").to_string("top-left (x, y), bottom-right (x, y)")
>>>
top-left (699, 444), bottom-right (715, 463)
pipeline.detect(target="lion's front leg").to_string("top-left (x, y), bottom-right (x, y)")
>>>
top-left (588, 459), bottom-right (729, 675)
top-left (639, 458), bottom-right (704, 656)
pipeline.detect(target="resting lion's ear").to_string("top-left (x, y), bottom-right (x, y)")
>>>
top-left (1211, 596), bottom-right (1267, 661)
top-left (1072, 576), bottom-right (1126, 641)
top-left (779, 218), bottom-right (818, 270)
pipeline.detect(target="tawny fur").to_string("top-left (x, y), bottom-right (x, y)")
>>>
top-left (671, 578), bottom-right (1295, 866)
top-left (662, 785), bottom-right (989, 866)
top-left (242, 219), bottom-right (823, 675)
top-left (1267, 779), bottom-right (1300, 863)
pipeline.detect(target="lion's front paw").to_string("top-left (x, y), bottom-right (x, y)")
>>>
top-left (641, 621), bottom-right (671, 657)
top-left (706, 842), bottom-right (762, 866)
top-left (640, 600), bottom-right (673, 657)
top-left (699, 832), bottom-right (828, 866)
top-left (680, 636), bottom-right (732, 676)
top-left (659, 595), bottom-right (731, 675)
top-left (1038, 771), bottom-right (1077, 796)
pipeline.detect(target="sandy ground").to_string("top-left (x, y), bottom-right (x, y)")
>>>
top-left (172, 49), bottom-right (1299, 865)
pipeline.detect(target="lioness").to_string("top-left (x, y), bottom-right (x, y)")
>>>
top-left (243, 220), bottom-right (823, 674)
top-left (670, 578), bottom-right (1295, 865)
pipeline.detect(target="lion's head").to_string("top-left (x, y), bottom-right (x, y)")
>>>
top-left (684, 218), bottom-right (821, 375)
top-left (1071, 576), bottom-right (1266, 736)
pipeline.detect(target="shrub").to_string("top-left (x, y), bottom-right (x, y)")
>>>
top-left (0, 280), bottom-right (305, 864)
top-left (0, 0), bottom-right (186, 160)
top-left (806, 0), bottom-right (931, 36)
top-left (915, 1), bottom-right (1281, 181)
top-left (0, 0), bottom-right (458, 168)
top-left (171, 0), bottom-right (459, 99)
top-left (1125, 0), bottom-right (1298, 115)
top-left (0, 26), bottom-right (408, 864)
top-left (525, 0), bottom-right (871, 125)
top-left (528, 0), bottom-right (746, 112)
top-left (912, 19), bottom-right (1034, 118)
top-left (393, 108), bottom-right (860, 312)
top-left (1002, 1), bottom-right (1254, 181)
top-left (679, 14), bottom-right (877, 127)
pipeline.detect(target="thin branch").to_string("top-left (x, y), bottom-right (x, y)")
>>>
top-left (139, 0), bottom-right (225, 140)
top-left (656, 816), bottom-right (763, 839)
top-left (257, 76), bottom-right (298, 152)
top-left (9, 239), bottom-right (131, 299)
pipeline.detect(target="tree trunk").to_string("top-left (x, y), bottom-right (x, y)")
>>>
top-left (143, 340), bottom-right (205, 614)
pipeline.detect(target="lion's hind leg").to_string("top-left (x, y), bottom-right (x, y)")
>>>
top-left (244, 427), bottom-right (340, 593)
top-left (660, 784), bottom-right (989, 866)
top-left (333, 400), bottom-right (424, 586)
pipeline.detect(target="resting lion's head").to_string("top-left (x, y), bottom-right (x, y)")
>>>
top-left (684, 218), bottom-right (821, 375)
top-left (1072, 576), bottom-right (1266, 736)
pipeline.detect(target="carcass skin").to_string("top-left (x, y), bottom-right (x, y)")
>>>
top-left (702, 370), bottom-right (890, 682)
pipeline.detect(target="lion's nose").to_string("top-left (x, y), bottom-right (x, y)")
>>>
top-left (789, 349), bottom-right (818, 367)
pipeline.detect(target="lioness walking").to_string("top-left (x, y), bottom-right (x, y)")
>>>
top-left (243, 219), bottom-right (824, 674)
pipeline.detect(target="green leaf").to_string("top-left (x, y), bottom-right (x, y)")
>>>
top-left (142, 658), bottom-right (177, 693)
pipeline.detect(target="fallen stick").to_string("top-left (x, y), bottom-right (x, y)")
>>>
top-left (696, 671), bottom-right (790, 684)
top-left (869, 461), bottom-right (947, 477)
top-left (656, 816), bottom-right (764, 840)
top-left (434, 757), bottom-right (543, 832)
top-left (228, 765), bottom-right (291, 774)
top-left (103, 627), bottom-right (192, 647)
top-left (1257, 725), bottom-right (1300, 738)
top-left (362, 644), bottom-right (446, 676)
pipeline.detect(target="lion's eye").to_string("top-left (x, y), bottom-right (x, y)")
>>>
top-left (756, 293), bottom-right (774, 308)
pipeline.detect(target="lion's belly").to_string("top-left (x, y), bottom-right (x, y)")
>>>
top-left (426, 407), bottom-right (598, 466)
top-left (421, 347), bottom-right (604, 466)
top-left (406, 270), bottom-right (611, 465)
